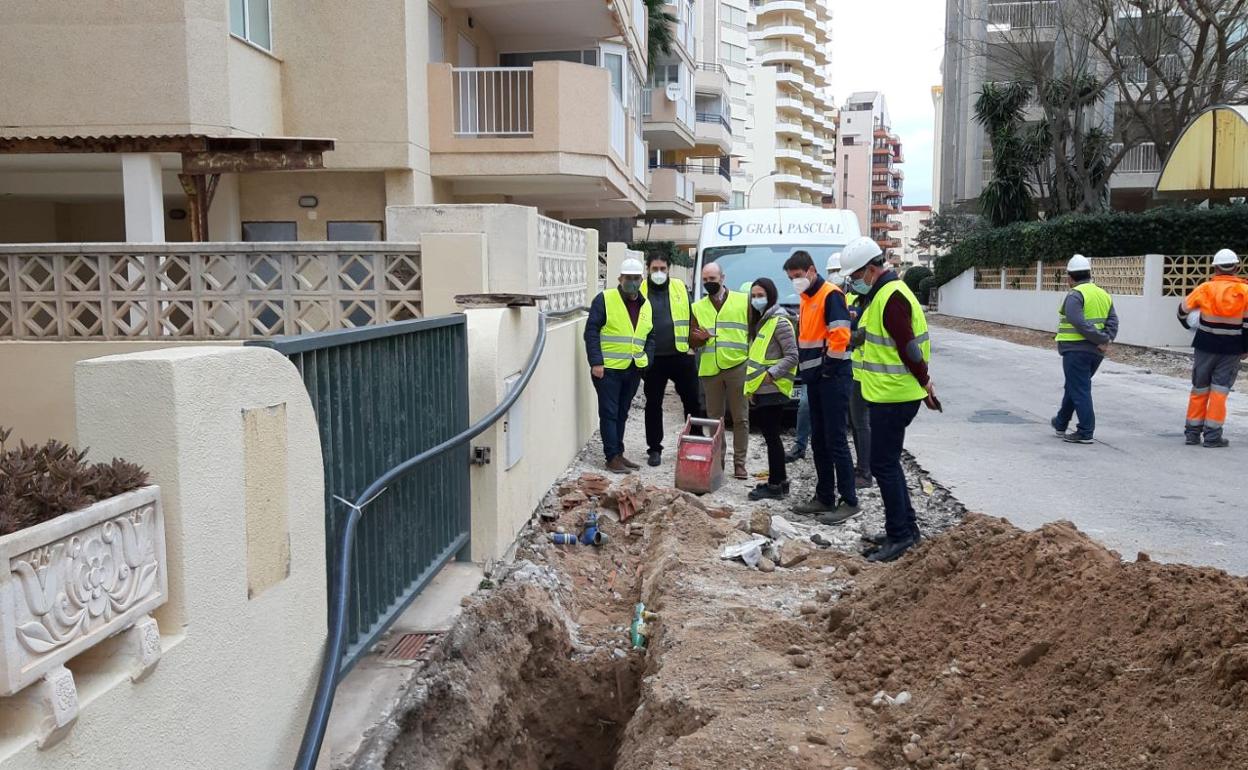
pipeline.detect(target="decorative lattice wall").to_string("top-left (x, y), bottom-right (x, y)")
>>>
top-left (975, 267), bottom-right (1001, 289)
top-left (1160, 255), bottom-right (1242, 297)
top-left (0, 244), bottom-right (423, 340)
top-left (1089, 256), bottom-right (1145, 296)
top-left (1003, 265), bottom-right (1037, 290)
top-left (1041, 263), bottom-right (1067, 292)
top-left (536, 216), bottom-right (590, 313)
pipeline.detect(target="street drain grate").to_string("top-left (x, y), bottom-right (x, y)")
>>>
top-left (384, 632), bottom-right (440, 661)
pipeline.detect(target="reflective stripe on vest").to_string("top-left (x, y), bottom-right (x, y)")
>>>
top-left (859, 280), bottom-right (930, 404)
top-left (1055, 283), bottom-right (1113, 342)
top-left (692, 290), bottom-right (750, 376)
top-left (745, 315), bottom-right (797, 397)
top-left (601, 288), bottom-right (653, 369)
top-left (641, 277), bottom-right (691, 353)
top-left (846, 290), bottom-right (864, 381)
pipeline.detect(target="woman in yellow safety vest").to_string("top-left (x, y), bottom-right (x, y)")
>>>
top-left (745, 277), bottom-right (799, 501)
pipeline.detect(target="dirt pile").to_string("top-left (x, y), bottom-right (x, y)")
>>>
top-left (824, 514), bottom-right (1248, 770)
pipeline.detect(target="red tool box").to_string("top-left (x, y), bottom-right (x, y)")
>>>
top-left (673, 417), bottom-right (725, 494)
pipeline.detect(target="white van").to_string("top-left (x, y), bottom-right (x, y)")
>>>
top-left (694, 208), bottom-right (862, 306)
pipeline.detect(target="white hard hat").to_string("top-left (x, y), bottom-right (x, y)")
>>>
top-left (1067, 254), bottom-right (1092, 273)
top-left (826, 252), bottom-right (842, 274)
top-left (620, 258), bottom-right (644, 275)
top-left (838, 237), bottom-right (883, 277)
top-left (1213, 248), bottom-right (1239, 268)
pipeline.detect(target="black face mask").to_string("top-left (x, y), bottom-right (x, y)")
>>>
top-left (703, 281), bottom-right (722, 296)
top-left (622, 279), bottom-right (642, 295)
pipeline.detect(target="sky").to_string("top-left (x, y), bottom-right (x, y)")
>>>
top-left (828, 2), bottom-right (946, 206)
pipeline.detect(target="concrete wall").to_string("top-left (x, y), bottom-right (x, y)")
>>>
top-left (0, 341), bottom-right (242, 446)
top-left (238, 171), bottom-right (388, 241)
top-left (938, 257), bottom-right (1195, 348)
top-left (465, 308), bottom-right (596, 562)
top-left (0, 346), bottom-right (326, 767)
top-left (226, 37), bottom-right (283, 137)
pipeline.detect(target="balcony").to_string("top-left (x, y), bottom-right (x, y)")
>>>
top-left (632, 219), bottom-right (701, 246)
top-left (645, 166), bottom-right (697, 218)
top-left (776, 120), bottom-right (804, 139)
top-left (428, 62), bottom-right (645, 218)
top-left (642, 86), bottom-right (696, 150)
top-left (1109, 142), bottom-right (1162, 190)
top-left (694, 112), bottom-right (733, 153)
top-left (660, 157), bottom-right (732, 202)
top-left (987, 1), bottom-right (1058, 29)
top-left (695, 62), bottom-right (729, 98)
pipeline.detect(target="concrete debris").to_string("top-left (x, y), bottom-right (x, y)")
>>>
top-left (777, 539), bottom-right (815, 568)
top-left (720, 537), bottom-right (768, 568)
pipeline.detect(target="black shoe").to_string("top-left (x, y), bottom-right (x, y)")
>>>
top-left (817, 507), bottom-right (859, 526)
top-left (861, 531), bottom-right (889, 547)
top-left (866, 535), bottom-right (919, 563)
top-left (1204, 437), bottom-right (1230, 448)
top-left (748, 483), bottom-right (788, 501)
top-left (1063, 433), bottom-right (1094, 444)
top-left (1050, 417), bottom-right (1066, 437)
top-left (1185, 433), bottom-right (1202, 446)
top-left (853, 471), bottom-right (873, 489)
top-left (792, 497), bottom-right (836, 515)
top-left (647, 449), bottom-right (662, 467)
top-left (785, 447), bottom-right (806, 463)
top-left (811, 533), bottom-right (832, 547)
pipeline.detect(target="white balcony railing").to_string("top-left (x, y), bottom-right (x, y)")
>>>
top-left (610, 88), bottom-right (627, 160)
top-left (633, 132), bottom-right (647, 184)
top-left (452, 67), bottom-right (535, 137)
top-left (1112, 142), bottom-right (1162, 174)
top-left (986, 1), bottom-right (1057, 29)
top-left (641, 87), bottom-right (653, 117)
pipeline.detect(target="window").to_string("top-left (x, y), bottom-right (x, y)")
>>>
top-left (428, 5), bottom-right (445, 63)
top-left (327, 221), bottom-right (383, 241)
top-left (732, 191), bottom-right (746, 209)
top-left (721, 3), bottom-right (748, 30)
top-left (720, 42), bottom-right (747, 66)
top-left (843, 136), bottom-right (855, 145)
top-left (242, 221), bottom-right (297, 241)
top-left (650, 64), bottom-right (681, 87)
top-left (230, 0), bottom-right (272, 50)
top-left (500, 50), bottom-right (597, 67)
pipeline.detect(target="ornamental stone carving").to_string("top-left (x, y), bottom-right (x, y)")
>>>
top-left (0, 486), bottom-right (167, 697)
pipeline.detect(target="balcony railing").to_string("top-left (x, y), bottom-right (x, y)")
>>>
top-left (986, 1), bottom-right (1058, 29)
top-left (633, 132), bottom-right (647, 184)
top-left (651, 156), bottom-right (731, 180)
top-left (610, 89), bottom-right (627, 160)
top-left (452, 67), bottom-right (534, 137)
top-left (696, 112), bottom-right (731, 131)
top-left (1121, 54), bottom-right (1184, 84)
top-left (696, 62), bottom-right (726, 75)
top-left (1111, 142), bottom-right (1162, 174)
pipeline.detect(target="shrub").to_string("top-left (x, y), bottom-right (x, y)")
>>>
top-left (0, 427), bottom-right (149, 537)
top-left (917, 275), bottom-right (937, 306)
top-left (902, 266), bottom-right (934, 297)
top-left (629, 240), bottom-right (693, 268)
top-left (934, 205), bottom-right (1248, 286)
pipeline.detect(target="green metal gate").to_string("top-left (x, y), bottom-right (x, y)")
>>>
top-left (249, 316), bottom-right (470, 671)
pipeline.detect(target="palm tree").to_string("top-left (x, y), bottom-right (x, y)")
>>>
top-left (974, 81), bottom-right (1036, 227)
top-left (645, 0), bottom-right (677, 75)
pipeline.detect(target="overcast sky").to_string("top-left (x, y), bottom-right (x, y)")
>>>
top-left (828, 2), bottom-right (946, 206)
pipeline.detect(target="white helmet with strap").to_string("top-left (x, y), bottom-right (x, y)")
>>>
top-left (1213, 248), bottom-right (1239, 268)
top-left (838, 237), bottom-right (884, 277)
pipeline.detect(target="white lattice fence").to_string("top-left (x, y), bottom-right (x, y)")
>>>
top-left (0, 244), bottom-right (422, 340)
top-left (974, 267), bottom-right (1002, 289)
top-left (1002, 265), bottom-right (1036, 290)
top-left (537, 217), bottom-right (590, 313)
top-left (1160, 255), bottom-right (1241, 297)
top-left (1089, 256), bottom-right (1145, 296)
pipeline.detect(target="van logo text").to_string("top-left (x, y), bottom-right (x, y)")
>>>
top-left (717, 222), bottom-right (743, 240)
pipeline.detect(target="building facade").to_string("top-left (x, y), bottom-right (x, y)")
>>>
top-left (0, 0), bottom-right (661, 243)
top-left (890, 205), bottom-right (934, 267)
top-left (835, 91), bottom-right (903, 260)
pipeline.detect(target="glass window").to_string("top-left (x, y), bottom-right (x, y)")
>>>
top-left (650, 64), bottom-right (681, 87)
top-left (327, 222), bottom-right (383, 241)
top-left (428, 5), bottom-right (445, 63)
top-left (722, 3), bottom-right (748, 29)
top-left (604, 51), bottom-right (624, 99)
top-left (242, 221), bottom-right (297, 242)
top-left (703, 244), bottom-right (848, 306)
top-left (499, 50), bottom-right (596, 67)
top-left (719, 42), bottom-right (746, 65)
top-left (231, 0), bottom-right (272, 50)
top-left (731, 191), bottom-right (746, 209)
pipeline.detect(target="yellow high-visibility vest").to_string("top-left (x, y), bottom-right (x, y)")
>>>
top-left (859, 280), bottom-right (930, 403)
top-left (601, 288), bottom-right (653, 369)
top-left (691, 290), bottom-right (749, 376)
top-left (641, 277), bottom-right (690, 353)
top-left (745, 315), bottom-right (797, 397)
top-left (1056, 283), bottom-right (1113, 342)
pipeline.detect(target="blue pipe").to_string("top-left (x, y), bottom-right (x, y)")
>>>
top-left (293, 308), bottom-right (565, 770)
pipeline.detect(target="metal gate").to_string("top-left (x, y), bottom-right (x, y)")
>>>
top-left (249, 316), bottom-right (470, 671)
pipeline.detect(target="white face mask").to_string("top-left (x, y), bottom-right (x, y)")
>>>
top-left (791, 276), bottom-right (811, 294)
top-left (649, 270), bottom-right (668, 286)
top-left (830, 273), bottom-right (846, 289)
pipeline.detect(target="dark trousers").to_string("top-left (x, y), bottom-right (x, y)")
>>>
top-left (869, 399), bottom-right (922, 541)
top-left (849, 379), bottom-right (871, 477)
top-left (808, 367), bottom-right (858, 506)
top-left (592, 366), bottom-right (643, 460)
top-left (1055, 350), bottom-right (1103, 437)
top-left (643, 353), bottom-right (703, 453)
top-left (752, 402), bottom-right (787, 486)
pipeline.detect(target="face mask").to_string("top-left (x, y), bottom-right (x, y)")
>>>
top-left (750, 297), bottom-right (769, 312)
top-left (851, 278), bottom-right (872, 295)
top-left (830, 274), bottom-right (847, 289)
top-left (791, 277), bottom-right (811, 294)
top-left (703, 281), bottom-right (721, 296)
top-left (622, 279), bottom-right (641, 295)
top-left (649, 270), bottom-right (668, 286)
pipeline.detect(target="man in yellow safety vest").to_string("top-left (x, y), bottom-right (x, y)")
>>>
top-left (640, 253), bottom-right (703, 467)
top-left (691, 262), bottom-right (751, 479)
top-left (584, 258), bottom-right (654, 474)
top-left (1051, 254), bottom-right (1118, 445)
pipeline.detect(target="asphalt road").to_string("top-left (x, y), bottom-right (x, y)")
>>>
top-left (907, 324), bottom-right (1248, 576)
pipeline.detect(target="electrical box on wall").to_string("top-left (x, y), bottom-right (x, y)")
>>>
top-left (503, 372), bottom-right (523, 470)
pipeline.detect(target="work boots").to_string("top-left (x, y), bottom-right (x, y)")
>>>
top-left (605, 456), bottom-right (632, 474)
top-left (734, 461), bottom-right (748, 480)
top-left (620, 455), bottom-right (641, 469)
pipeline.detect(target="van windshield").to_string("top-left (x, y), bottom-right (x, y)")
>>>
top-left (702, 244), bottom-right (844, 306)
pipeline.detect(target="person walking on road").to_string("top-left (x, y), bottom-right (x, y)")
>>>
top-left (745, 278), bottom-right (799, 501)
top-left (840, 237), bottom-right (933, 563)
top-left (640, 254), bottom-right (703, 466)
top-left (785, 250), bottom-right (859, 523)
top-left (691, 263), bottom-right (752, 479)
top-left (1177, 248), bottom-right (1248, 448)
top-left (1050, 254), bottom-right (1118, 445)
top-left (584, 258), bottom-right (653, 474)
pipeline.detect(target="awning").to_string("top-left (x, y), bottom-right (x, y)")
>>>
top-left (1155, 105), bottom-right (1248, 199)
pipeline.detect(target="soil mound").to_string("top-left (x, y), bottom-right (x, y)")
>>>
top-left (825, 514), bottom-right (1248, 770)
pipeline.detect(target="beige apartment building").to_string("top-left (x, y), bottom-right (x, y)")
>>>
top-left (0, 0), bottom-right (659, 243)
top-left (834, 91), bottom-right (903, 260)
top-left (734, 0), bottom-right (837, 210)
top-left (890, 205), bottom-right (934, 267)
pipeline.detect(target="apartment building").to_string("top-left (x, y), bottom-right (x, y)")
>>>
top-left (835, 91), bottom-right (903, 260)
top-left (733, 0), bottom-right (837, 210)
top-left (0, 0), bottom-right (655, 243)
top-left (632, 0), bottom-right (738, 250)
top-left (890, 205), bottom-right (935, 267)
top-left (936, 0), bottom-right (1183, 214)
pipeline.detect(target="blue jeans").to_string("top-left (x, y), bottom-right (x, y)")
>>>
top-left (808, 367), bottom-right (858, 507)
top-left (592, 366), bottom-right (643, 460)
top-left (1055, 351), bottom-right (1103, 437)
top-left (792, 385), bottom-right (811, 453)
top-left (869, 399), bottom-right (922, 541)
